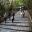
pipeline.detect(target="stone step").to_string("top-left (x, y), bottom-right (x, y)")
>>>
top-left (2, 27), bottom-right (29, 31)
top-left (1, 26), bottom-right (28, 32)
top-left (14, 21), bottom-right (29, 22)
top-left (7, 23), bottom-right (29, 26)
top-left (0, 22), bottom-right (30, 30)
top-left (1, 22), bottom-right (29, 26)
top-left (0, 23), bottom-right (30, 28)
top-left (14, 16), bottom-right (28, 18)
top-left (1, 29), bottom-right (30, 32)
top-left (6, 20), bottom-right (29, 23)
top-left (0, 24), bottom-right (30, 28)
top-left (7, 16), bottom-right (29, 21)
top-left (7, 18), bottom-right (29, 21)
top-left (1, 22), bottom-right (29, 24)
top-left (2, 25), bottom-right (30, 28)
top-left (14, 20), bottom-right (28, 21)
top-left (0, 25), bottom-right (30, 32)
top-left (14, 15), bottom-right (28, 19)
top-left (6, 22), bottom-right (29, 23)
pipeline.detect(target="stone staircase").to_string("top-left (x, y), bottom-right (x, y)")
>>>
top-left (0, 11), bottom-right (31, 32)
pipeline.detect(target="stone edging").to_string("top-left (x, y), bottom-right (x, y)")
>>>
top-left (27, 10), bottom-right (32, 31)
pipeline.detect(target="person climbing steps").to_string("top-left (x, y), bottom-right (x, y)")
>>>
top-left (12, 13), bottom-right (15, 23)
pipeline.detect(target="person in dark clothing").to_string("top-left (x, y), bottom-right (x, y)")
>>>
top-left (23, 11), bottom-right (25, 18)
top-left (12, 18), bottom-right (14, 23)
top-left (4, 17), bottom-right (7, 23)
top-left (12, 13), bottom-right (15, 23)
top-left (8, 13), bottom-right (11, 20)
top-left (0, 16), bottom-right (1, 23)
top-left (13, 13), bottom-right (15, 20)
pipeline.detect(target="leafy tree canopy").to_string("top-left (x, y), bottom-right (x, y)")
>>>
top-left (15, 0), bottom-right (24, 7)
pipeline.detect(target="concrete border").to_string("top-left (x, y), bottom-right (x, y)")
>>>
top-left (27, 10), bottom-right (32, 31)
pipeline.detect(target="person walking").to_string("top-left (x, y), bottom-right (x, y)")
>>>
top-left (8, 13), bottom-right (11, 20)
top-left (0, 16), bottom-right (1, 23)
top-left (4, 17), bottom-right (7, 24)
top-left (12, 13), bottom-right (15, 23)
top-left (22, 11), bottom-right (25, 18)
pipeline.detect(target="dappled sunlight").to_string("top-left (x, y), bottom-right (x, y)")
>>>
top-left (0, 0), bottom-right (32, 32)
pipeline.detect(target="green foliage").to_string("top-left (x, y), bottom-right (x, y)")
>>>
top-left (9, 0), bottom-right (16, 11)
top-left (0, 3), bottom-right (5, 16)
top-left (0, 0), bottom-right (11, 16)
top-left (23, 0), bottom-right (32, 9)
top-left (15, 0), bottom-right (24, 7)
